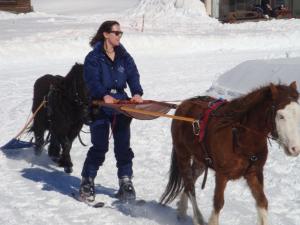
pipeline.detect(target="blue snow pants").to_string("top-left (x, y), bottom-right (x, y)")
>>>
top-left (81, 112), bottom-right (134, 179)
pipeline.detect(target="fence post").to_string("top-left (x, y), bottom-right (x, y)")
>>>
top-left (141, 14), bottom-right (145, 32)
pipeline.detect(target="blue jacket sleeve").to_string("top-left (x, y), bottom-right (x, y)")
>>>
top-left (83, 54), bottom-right (108, 100)
top-left (125, 53), bottom-right (143, 96)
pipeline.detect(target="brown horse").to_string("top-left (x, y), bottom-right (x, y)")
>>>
top-left (160, 82), bottom-right (300, 225)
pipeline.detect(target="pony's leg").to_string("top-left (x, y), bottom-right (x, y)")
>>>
top-left (181, 160), bottom-right (205, 225)
top-left (177, 160), bottom-right (205, 220)
top-left (187, 188), bottom-right (205, 225)
top-left (58, 136), bottom-right (73, 173)
top-left (245, 172), bottom-right (268, 225)
top-left (177, 192), bottom-right (188, 220)
top-left (48, 135), bottom-right (61, 162)
top-left (208, 173), bottom-right (228, 225)
top-left (33, 126), bottom-right (45, 155)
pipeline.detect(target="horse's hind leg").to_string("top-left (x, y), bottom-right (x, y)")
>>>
top-left (177, 159), bottom-right (205, 220)
top-left (177, 191), bottom-right (188, 220)
top-left (58, 136), bottom-right (73, 173)
top-left (32, 123), bottom-right (46, 155)
top-left (208, 173), bottom-right (228, 225)
top-left (48, 135), bottom-right (61, 163)
top-left (180, 158), bottom-right (205, 225)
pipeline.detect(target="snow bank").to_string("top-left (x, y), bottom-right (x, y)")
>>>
top-left (31, 0), bottom-right (140, 15)
top-left (130, 0), bottom-right (207, 17)
top-left (207, 57), bottom-right (300, 98)
top-left (127, 0), bottom-right (217, 32)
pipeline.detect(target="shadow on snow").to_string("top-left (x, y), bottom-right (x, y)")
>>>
top-left (1, 147), bottom-right (194, 225)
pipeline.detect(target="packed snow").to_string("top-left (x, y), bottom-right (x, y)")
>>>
top-left (0, 0), bottom-right (300, 225)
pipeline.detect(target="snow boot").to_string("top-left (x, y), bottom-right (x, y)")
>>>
top-left (115, 176), bottom-right (136, 201)
top-left (79, 177), bottom-right (95, 202)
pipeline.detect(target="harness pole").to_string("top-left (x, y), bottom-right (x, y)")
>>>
top-left (14, 100), bottom-right (47, 139)
top-left (119, 106), bottom-right (196, 123)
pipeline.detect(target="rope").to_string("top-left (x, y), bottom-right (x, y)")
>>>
top-left (119, 106), bottom-right (196, 123)
top-left (14, 100), bottom-right (47, 139)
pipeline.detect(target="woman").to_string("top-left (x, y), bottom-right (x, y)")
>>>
top-left (80, 21), bottom-right (143, 202)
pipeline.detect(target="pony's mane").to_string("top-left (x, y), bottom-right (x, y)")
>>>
top-left (226, 84), bottom-right (271, 115)
top-left (65, 63), bottom-right (83, 82)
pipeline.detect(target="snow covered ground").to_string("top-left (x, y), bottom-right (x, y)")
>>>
top-left (0, 0), bottom-right (300, 225)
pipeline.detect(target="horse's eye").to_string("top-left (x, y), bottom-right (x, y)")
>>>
top-left (279, 115), bottom-right (285, 120)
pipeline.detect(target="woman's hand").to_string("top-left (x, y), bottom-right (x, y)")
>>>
top-left (130, 94), bottom-right (143, 103)
top-left (103, 95), bottom-right (118, 104)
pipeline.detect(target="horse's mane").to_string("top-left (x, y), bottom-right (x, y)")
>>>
top-left (64, 63), bottom-right (84, 85)
top-left (226, 85), bottom-right (271, 115)
top-left (50, 63), bottom-right (84, 111)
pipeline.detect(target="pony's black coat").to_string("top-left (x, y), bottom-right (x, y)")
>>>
top-left (31, 63), bottom-right (89, 173)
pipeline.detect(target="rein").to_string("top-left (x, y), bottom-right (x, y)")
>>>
top-left (13, 99), bottom-right (47, 140)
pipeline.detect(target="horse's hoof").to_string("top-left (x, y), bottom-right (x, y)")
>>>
top-left (64, 167), bottom-right (73, 174)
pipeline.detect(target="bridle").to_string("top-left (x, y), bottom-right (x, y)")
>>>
top-left (70, 75), bottom-right (88, 108)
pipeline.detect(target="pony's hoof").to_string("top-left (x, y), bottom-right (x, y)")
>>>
top-left (64, 167), bottom-right (73, 174)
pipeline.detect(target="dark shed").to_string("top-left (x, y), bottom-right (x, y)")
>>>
top-left (0, 0), bottom-right (32, 13)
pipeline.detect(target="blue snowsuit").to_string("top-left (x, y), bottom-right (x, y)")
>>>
top-left (81, 41), bottom-right (143, 179)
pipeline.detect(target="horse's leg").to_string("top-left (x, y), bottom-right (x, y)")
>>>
top-left (245, 172), bottom-right (268, 225)
top-left (48, 134), bottom-right (61, 162)
top-left (177, 160), bottom-right (205, 220)
top-left (179, 157), bottom-right (205, 225)
top-left (32, 121), bottom-right (46, 155)
top-left (57, 136), bottom-right (73, 173)
top-left (208, 173), bottom-right (228, 225)
top-left (177, 192), bottom-right (188, 220)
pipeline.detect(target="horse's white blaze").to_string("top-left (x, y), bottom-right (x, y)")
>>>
top-left (257, 207), bottom-right (268, 225)
top-left (275, 101), bottom-right (300, 156)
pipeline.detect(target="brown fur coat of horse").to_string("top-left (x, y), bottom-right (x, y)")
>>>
top-left (160, 82), bottom-right (299, 225)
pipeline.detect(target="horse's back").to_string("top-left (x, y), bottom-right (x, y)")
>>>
top-left (173, 96), bottom-right (215, 123)
top-left (172, 96), bottom-right (215, 144)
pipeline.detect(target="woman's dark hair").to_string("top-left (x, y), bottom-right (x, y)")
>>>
top-left (89, 20), bottom-right (120, 47)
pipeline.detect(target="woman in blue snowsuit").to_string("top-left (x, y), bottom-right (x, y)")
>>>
top-left (79, 21), bottom-right (143, 202)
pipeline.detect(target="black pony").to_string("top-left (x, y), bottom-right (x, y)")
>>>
top-left (31, 63), bottom-right (89, 173)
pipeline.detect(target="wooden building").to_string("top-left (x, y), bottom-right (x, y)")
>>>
top-left (0, 0), bottom-right (32, 13)
top-left (205, 0), bottom-right (300, 21)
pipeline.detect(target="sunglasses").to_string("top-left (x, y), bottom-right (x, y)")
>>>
top-left (109, 31), bottom-right (123, 36)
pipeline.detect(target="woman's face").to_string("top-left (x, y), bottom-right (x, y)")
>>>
top-left (104, 24), bottom-right (123, 47)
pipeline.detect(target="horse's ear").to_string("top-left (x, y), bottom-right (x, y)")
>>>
top-left (290, 81), bottom-right (297, 90)
top-left (270, 83), bottom-right (278, 100)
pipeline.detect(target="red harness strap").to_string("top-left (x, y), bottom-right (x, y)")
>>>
top-left (198, 98), bottom-right (227, 190)
top-left (199, 99), bottom-right (227, 142)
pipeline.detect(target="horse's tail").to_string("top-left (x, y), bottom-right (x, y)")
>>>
top-left (160, 147), bottom-right (184, 205)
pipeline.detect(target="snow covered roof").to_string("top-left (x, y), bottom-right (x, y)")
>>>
top-left (206, 57), bottom-right (300, 99)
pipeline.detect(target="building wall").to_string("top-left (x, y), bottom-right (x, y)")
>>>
top-left (209, 0), bottom-right (299, 20)
top-left (205, 0), bottom-right (213, 16)
top-left (0, 0), bottom-right (32, 13)
top-left (292, 0), bottom-right (300, 17)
